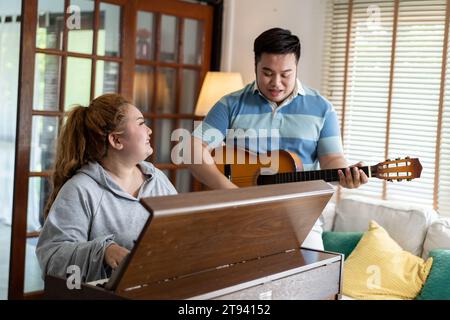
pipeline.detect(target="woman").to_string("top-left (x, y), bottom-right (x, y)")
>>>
top-left (36, 93), bottom-right (177, 282)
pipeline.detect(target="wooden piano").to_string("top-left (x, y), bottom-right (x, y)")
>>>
top-left (44, 180), bottom-right (344, 300)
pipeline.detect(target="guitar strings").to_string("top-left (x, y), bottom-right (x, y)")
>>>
top-left (224, 173), bottom-right (342, 183)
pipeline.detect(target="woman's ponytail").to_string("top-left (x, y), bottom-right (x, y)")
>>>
top-left (44, 105), bottom-right (87, 217)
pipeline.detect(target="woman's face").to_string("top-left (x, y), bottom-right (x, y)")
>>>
top-left (116, 104), bottom-right (153, 162)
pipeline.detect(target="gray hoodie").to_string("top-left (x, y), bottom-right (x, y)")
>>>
top-left (36, 161), bottom-right (177, 282)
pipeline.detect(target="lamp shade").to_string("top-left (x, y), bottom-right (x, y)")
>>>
top-left (194, 71), bottom-right (244, 116)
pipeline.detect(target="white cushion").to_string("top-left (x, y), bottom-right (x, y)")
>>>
top-left (334, 195), bottom-right (438, 256)
top-left (321, 201), bottom-right (336, 232)
top-left (301, 221), bottom-right (324, 250)
top-left (422, 217), bottom-right (450, 259)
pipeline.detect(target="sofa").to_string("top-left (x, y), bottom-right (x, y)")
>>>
top-left (320, 192), bottom-right (450, 300)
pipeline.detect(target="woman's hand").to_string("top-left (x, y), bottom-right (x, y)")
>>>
top-left (104, 243), bottom-right (130, 269)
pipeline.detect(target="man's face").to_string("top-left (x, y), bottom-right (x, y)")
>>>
top-left (256, 53), bottom-right (297, 105)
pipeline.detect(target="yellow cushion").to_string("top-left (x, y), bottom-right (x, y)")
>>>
top-left (343, 220), bottom-right (433, 300)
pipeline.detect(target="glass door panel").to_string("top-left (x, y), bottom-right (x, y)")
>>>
top-left (36, 0), bottom-right (65, 50)
top-left (176, 169), bottom-right (192, 193)
top-left (97, 2), bottom-right (121, 57)
top-left (26, 177), bottom-right (51, 232)
top-left (136, 11), bottom-right (155, 60)
top-left (95, 60), bottom-right (119, 97)
top-left (24, 241), bottom-right (44, 293)
top-left (33, 53), bottom-right (61, 111)
top-left (65, 57), bottom-right (92, 109)
top-left (30, 116), bottom-right (59, 172)
top-left (180, 69), bottom-right (199, 114)
top-left (160, 14), bottom-right (178, 63)
top-left (155, 119), bottom-right (174, 163)
top-left (155, 67), bottom-right (176, 114)
top-left (67, 0), bottom-right (95, 54)
top-left (134, 64), bottom-right (154, 113)
top-left (183, 19), bottom-right (203, 65)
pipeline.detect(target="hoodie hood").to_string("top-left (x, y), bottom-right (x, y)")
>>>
top-left (77, 161), bottom-right (157, 201)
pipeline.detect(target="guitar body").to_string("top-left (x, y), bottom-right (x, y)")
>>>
top-left (212, 147), bottom-right (303, 187)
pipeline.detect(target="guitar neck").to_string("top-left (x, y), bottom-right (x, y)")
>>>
top-left (257, 165), bottom-right (377, 185)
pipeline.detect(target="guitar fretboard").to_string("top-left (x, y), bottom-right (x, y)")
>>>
top-left (257, 166), bottom-right (373, 185)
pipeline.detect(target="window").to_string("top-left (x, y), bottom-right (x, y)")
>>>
top-left (322, 0), bottom-right (450, 216)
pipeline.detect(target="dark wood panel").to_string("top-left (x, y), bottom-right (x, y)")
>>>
top-left (142, 180), bottom-right (334, 214)
top-left (90, 0), bottom-right (100, 101)
top-left (135, 59), bottom-right (202, 69)
top-left (31, 110), bottom-right (64, 116)
top-left (35, 48), bottom-right (124, 62)
top-left (23, 290), bottom-right (44, 300)
top-left (137, 0), bottom-right (213, 20)
top-left (44, 276), bottom-right (124, 300)
top-left (142, 112), bottom-right (199, 119)
top-left (120, 0), bottom-right (136, 99)
top-left (102, 0), bottom-right (128, 5)
top-left (120, 249), bottom-right (341, 300)
top-left (201, 2), bottom-right (213, 85)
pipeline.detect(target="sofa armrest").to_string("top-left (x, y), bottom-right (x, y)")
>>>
top-left (322, 231), bottom-right (363, 260)
top-left (416, 249), bottom-right (450, 300)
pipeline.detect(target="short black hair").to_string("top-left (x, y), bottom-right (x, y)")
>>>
top-left (253, 28), bottom-right (301, 65)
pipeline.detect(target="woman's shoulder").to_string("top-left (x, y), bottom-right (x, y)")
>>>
top-left (58, 168), bottom-right (104, 198)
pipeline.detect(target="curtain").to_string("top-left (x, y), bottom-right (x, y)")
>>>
top-left (0, 16), bottom-right (20, 227)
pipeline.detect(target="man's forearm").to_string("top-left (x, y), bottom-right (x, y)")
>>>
top-left (319, 153), bottom-right (348, 169)
top-left (189, 162), bottom-right (237, 189)
top-left (187, 137), bottom-right (237, 190)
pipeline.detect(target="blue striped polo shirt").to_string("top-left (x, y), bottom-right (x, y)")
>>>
top-left (192, 80), bottom-right (343, 170)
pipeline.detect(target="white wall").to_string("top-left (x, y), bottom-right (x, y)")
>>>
top-left (221, 0), bottom-right (328, 91)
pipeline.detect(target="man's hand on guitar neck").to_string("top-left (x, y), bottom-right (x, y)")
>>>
top-left (319, 154), bottom-right (368, 189)
top-left (337, 161), bottom-right (369, 189)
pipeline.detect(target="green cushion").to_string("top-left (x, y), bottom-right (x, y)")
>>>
top-left (322, 231), bottom-right (363, 260)
top-left (416, 249), bottom-right (450, 300)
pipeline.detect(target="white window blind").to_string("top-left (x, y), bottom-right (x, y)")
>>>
top-left (322, 0), bottom-right (450, 216)
top-left (440, 46), bottom-right (450, 214)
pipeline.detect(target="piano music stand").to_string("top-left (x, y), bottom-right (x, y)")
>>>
top-left (44, 180), bottom-right (344, 300)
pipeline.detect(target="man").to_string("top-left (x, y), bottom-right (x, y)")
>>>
top-left (189, 27), bottom-right (368, 250)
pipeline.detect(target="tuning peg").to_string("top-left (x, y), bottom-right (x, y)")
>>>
top-left (405, 156), bottom-right (410, 159)
top-left (387, 179), bottom-right (393, 182)
top-left (386, 159), bottom-right (391, 162)
top-left (407, 178), bottom-right (412, 181)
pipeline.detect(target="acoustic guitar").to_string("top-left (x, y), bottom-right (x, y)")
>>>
top-left (212, 147), bottom-right (422, 188)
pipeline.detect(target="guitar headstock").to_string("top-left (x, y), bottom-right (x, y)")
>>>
top-left (374, 157), bottom-right (422, 182)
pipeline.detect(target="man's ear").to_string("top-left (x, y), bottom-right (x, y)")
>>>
top-left (107, 132), bottom-right (124, 150)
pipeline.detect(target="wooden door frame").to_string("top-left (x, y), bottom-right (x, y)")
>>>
top-left (9, 0), bottom-right (38, 300)
top-left (9, 0), bottom-right (221, 300)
